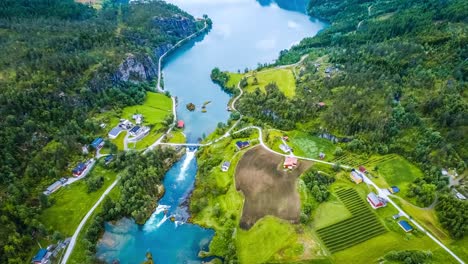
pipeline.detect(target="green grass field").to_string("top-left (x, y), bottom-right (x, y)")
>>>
top-left (236, 216), bottom-right (298, 264)
top-left (68, 183), bottom-right (121, 264)
top-left (316, 188), bottom-right (387, 253)
top-left (40, 163), bottom-right (117, 236)
top-left (226, 73), bottom-right (244, 88)
top-left (288, 131), bottom-right (336, 161)
top-left (313, 197), bottom-right (352, 229)
top-left (244, 68), bottom-right (296, 97)
top-left (167, 131), bottom-right (186, 143)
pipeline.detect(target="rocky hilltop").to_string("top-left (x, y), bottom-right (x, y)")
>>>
top-left (113, 54), bottom-right (158, 82)
top-left (113, 15), bottom-right (198, 83)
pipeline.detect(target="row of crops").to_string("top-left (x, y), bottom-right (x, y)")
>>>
top-left (316, 188), bottom-right (387, 253)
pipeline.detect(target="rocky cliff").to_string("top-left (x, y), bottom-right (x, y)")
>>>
top-left (113, 54), bottom-right (158, 83)
top-left (153, 14), bottom-right (197, 38)
top-left (113, 15), bottom-right (198, 83)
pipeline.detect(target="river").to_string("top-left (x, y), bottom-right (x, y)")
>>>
top-left (96, 1), bottom-right (325, 263)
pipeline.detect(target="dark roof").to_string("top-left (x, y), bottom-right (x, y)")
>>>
top-left (91, 137), bottom-right (103, 148)
top-left (72, 162), bottom-right (86, 174)
top-left (105, 155), bottom-right (114, 162)
top-left (130, 126), bottom-right (141, 133)
top-left (236, 141), bottom-right (250, 148)
top-left (398, 220), bottom-right (413, 231)
top-left (32, 249), bottom-right (47, 262)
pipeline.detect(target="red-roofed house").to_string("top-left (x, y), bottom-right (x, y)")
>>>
top-left (284, 156), bottom-right (298, 169)
top-left (177, 120), bottom-right (185, 128)
top-left (318, 102), bottom-right (326, 107)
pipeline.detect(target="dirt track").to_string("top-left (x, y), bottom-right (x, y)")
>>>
top-left (235, 146), bottom-right (312, 229)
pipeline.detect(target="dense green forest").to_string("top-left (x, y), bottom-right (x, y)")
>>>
top-left (0, 0), bottom-right (199, 262)
top-left (235, 0), bottom-right (467, 238)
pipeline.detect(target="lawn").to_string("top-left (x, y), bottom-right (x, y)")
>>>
top-left (244, 68), bottom-right (296, 97)
top-left (133, 128), bottom-right (163, 150)
top-left (288, 131), bottom-right (336, 161)
top-left (167, 131), bottom-right (186, 143)
top-left (313, 197), bottom-right (351, 229)
top-left (111, 130), bottom-right (126, 151)
top-left (236, 216), bottom-right (298, 264)
top-left (68, 185), bottom-right (121, 264)
top-left (40, 163), bottom-right (117, 236)
top-left (371, 155), bottom-right (423, 199)
top-left (226, 72), bottom-right (244, 88)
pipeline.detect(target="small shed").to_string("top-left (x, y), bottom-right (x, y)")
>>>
top-left (318, 102), bottom-right (326, 107)
top-left (319, 152), bottom-right (325, 159)
top-left (32, 249), bottom-right (48, 264)
top-left (350, 169), bottom-right (363, 184)
top-left (235, 141), bottom-right (250, 150)
top-left (284, 156), bottom-right (298, 169)
top-left (398, 220), bottom-right (414, 232)
top-left (359, 166), bottom-right (367, 173)
top-left (177, 120), bottom-right (185, 128)
top-left (221, 161), bottom-right (231, 172)
top-left (389, 186), bottom-right (400, 194)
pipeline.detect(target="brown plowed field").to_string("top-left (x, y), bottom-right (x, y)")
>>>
top-left (235, 146), bottom-right (312, 229)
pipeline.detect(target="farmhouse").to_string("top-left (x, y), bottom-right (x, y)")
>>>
top-left (284, 156), bottom-right (298, 169)
top-left (91, 137), bottom-right (104, 149)
top-left (367, 192), bottom-right (386, 209)
top-left (72, 162), bottom-right (87, 177)
top-left (350, 169), bottom-right (363, 184)
top-left (398, 220), bottom-right (414, 232)
top-left (177, 120), bottom-right (185, 128)
top-left (279, 143), bottom-right (292, 153)
top-left (236, 141), bottom-right (250, 150)
top-left (129, 126), bottom-right (141, 136)
top-left (221, 161), bottom-right (231, 172)
top-left (108, 126), bottom-right (123, 139)
top-left (128, 126), bottom-right (150, 142)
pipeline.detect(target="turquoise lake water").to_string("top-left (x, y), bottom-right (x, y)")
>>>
top-left (96, 1), bottom-right (325, 263)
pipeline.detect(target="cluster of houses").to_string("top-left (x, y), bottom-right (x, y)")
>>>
top-left (108, 115), bottom-right (149, 141)
top-left (32, 239), bottom-right (70, 264)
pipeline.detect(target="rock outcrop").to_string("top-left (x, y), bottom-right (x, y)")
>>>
top-left (113, 54), bottom-right (157, 83)
top-left (153, 15), bottom-right (196, 38)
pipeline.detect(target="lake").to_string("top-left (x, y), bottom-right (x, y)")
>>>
top-left (96, 0), bottom-right (325, 263)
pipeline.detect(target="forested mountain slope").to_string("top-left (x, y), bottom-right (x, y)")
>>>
top-left (0, 0), bottom-right (200, 262)
top-left (250, 0), bottom-right (467, 175)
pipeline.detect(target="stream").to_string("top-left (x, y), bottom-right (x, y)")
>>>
top-left (96, 1), bottom-right (325, 263)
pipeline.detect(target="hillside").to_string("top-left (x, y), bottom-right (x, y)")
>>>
top-left (0, 0), bottom-right (201, 262)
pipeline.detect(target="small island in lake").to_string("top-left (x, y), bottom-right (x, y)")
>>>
top-left (186, 103), bottom-right (195, 111)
